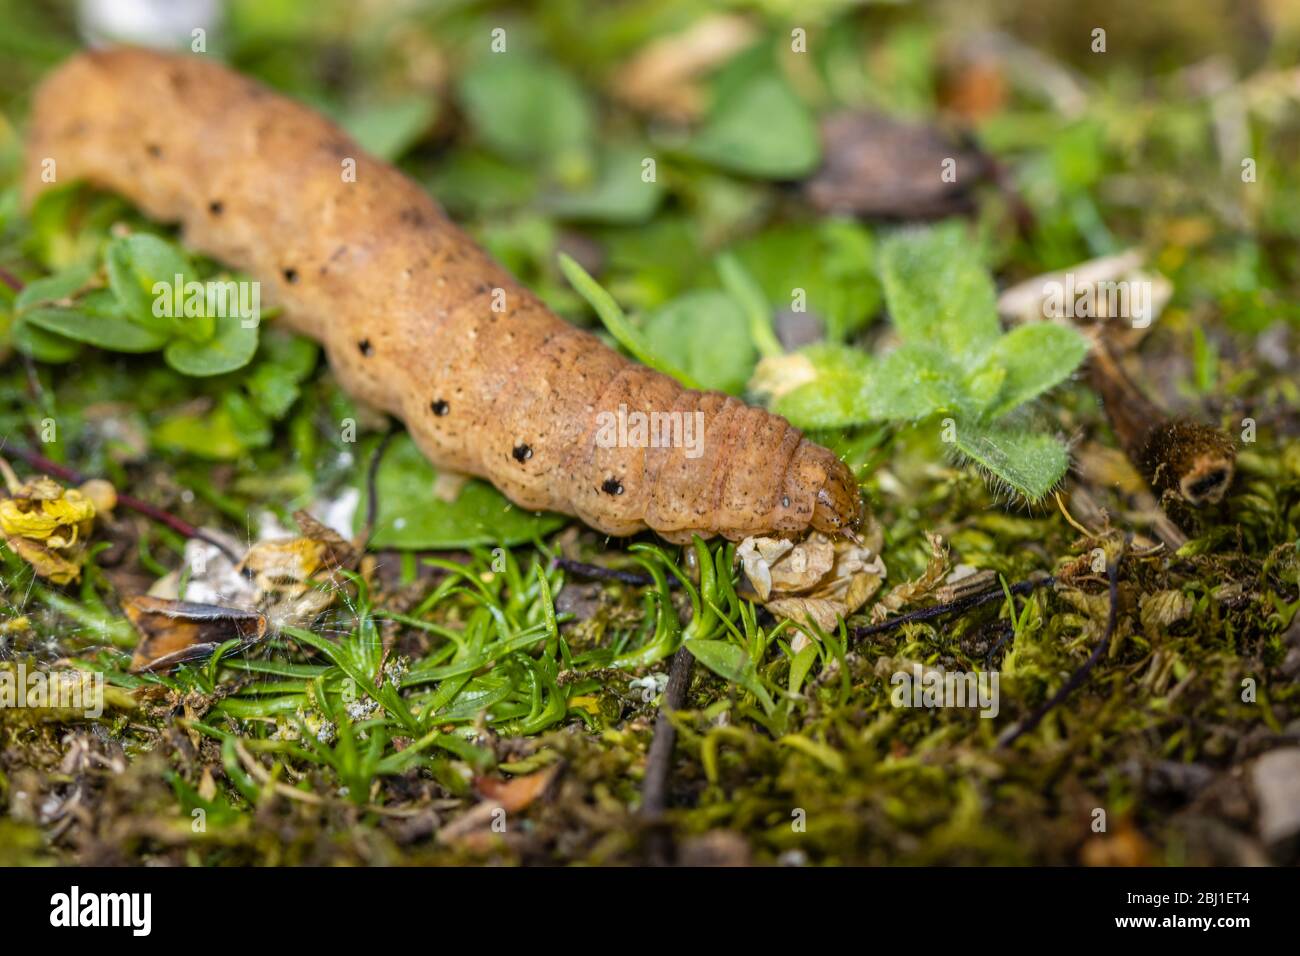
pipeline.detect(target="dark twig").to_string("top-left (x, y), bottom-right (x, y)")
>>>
top-left (552, 557), bottom-right (660, 589)
top-left (4, 443), bottom-right (243, 565)
top-left (358, 428), bottom-right (396, 547)
top-left (997, 550), bottom-right (1123, 748)
top-left (0, 265), bottom-right (23, 292)
top-left (642, 643), bottom-right (695, 866)
top-left (850, 573), bottom-right (1055, 642)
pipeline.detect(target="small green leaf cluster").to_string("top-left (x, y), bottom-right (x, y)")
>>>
top-left (11, 227), bottom-right (259, 376)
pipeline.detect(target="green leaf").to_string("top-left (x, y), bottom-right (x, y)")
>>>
top-left (641, 290), bottom-right (755, 394)
top-left (716, 253), bottom-right (782, 360)
top-left (769, 344), bottom-right (877, 429)
top-left (952, 421), bottom-right (1071, 502)
top-left (545, 145), bottom-right (663, 224)
top-left (975, 323), bottom-right (1089, 418)
top-left (23, 304), bottom-right (169, 353)
top-left (428, 149), bottom-right (538, 216)
top-left (859, 344), bottom-right (969, 420)
top-left (245, 334), bottom-right (319, 419)
top-left (105, 233), bottom-right (201, 337)
top-left (877, 223), bottom-right (1000, 361)
top-left (728, 220), bottom-right (880, 342)
top-left (557, 253), bottom-right (702, 389)
top-left (11, 315), bottom-right (81, 363)
top-left (771, 342), bottom-right (965, 429)
top-left (153, 393), bottom-right (271, 459)
top-left (685, 75), bottom-right (821, 179)
top-left (339, 94), bottom-right (436, 161)
top-left (685, 638), bottom-right (775, 714)
top-left (458, 56), bottom-right (593, 173)
top-left (14, 261), bottom-right (95, 311)
top-left (163, 312), bottom-right (259, 376)
top-left (356, 433), bottom-right (566, 549)
top-left (788, 642), bottom-right (820, 696)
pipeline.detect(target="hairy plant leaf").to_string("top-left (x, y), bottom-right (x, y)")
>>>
top-left (877, 223), bottom-right (1000, 361)
top-left (772, 343), bottom-right (965, 429)
top-left (977, 323), bottom-right (1089, 418)
top-left (860, 343), bottom-right (968, 420)
top-left (768, 344), bottom-right (876, 429)
top-left (953, 421), bottom-right (1071, 501)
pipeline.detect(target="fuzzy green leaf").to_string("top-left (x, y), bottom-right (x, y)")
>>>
top-left (877, 223), bottom-right (1000, 361)
top-left (861, 343), bottom-right (968, 420)
top-left (769, 344), bottom-right (876, 429)
top-left (952, 421), bottom-right (1071, 502)
top-left (772, 343), bottom-right (966, 429)
top-left (976, 323), bottom-right (1090, 417)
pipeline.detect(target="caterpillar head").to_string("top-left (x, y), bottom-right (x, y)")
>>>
top-left (802, 445), bottom-right (864, 537)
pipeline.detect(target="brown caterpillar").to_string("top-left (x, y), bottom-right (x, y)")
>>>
top-left (22, 48), bottom-right (862, 545)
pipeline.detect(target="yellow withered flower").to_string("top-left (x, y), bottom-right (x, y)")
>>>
top-left (0, 472), bottom-right (99, 585)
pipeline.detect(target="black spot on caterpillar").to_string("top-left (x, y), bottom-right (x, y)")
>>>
top-left (24, 47), bottom-right (864, 544)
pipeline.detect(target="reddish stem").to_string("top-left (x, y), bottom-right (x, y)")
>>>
top-left (4, 444), bottom-right (243, 564)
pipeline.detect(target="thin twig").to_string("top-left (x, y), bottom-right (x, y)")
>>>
top-left (850, 574), bottom-right (1055, 642)
top-left (4, 443), bottom-right (243, 565)
top-left (0, 265), bottom-right (23, 292)
top-left (997, 550), bottom-right (1123, 748)
top-left (641, 643), bottom-right (694, 866)
top-left (552, 557), bottom-right (661, 589)
top-left (358, 427), bottom-right (396, 548)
